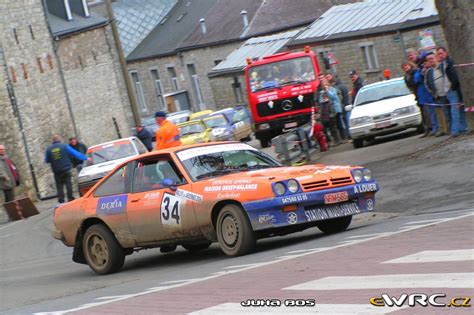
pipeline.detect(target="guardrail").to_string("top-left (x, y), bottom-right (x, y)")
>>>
top-left (271, 124), bottom-right (318, 166)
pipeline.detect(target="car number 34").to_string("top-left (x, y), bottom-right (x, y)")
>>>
top-left (161, 193), bottom-right (181, 226)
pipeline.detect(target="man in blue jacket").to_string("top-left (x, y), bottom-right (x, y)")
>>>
top-left (45, 135), bottom-right (89, 203)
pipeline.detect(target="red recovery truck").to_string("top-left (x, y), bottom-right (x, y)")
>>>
top-left (244, 47), bottom-right (321, 147)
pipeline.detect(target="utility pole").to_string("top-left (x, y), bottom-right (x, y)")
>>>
top-left (105, 0), bottom-right (141, 126)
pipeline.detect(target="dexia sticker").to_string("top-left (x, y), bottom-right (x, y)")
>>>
top-left (354, 183), bottom-right (378, 194)
top-left (97, 195), bottom-right (128, 215)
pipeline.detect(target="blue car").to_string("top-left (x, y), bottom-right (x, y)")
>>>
top-left (212, 106), bottom-right (253, 142)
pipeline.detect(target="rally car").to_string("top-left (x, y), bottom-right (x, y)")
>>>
top-left (52, 142), bottom-right (379, 275)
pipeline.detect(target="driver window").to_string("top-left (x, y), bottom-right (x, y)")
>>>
top-left (93, 165), bottom-right (128, 197)
top-left (132, 156), bottom-right (185, 193)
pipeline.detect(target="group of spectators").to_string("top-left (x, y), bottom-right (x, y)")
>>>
top-left (402, 46), bottom-right (468, 138)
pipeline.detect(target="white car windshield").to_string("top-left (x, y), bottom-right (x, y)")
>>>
top-left (87, 141), bottom-right (136, 164)
top-left (355, 80), bottom-right (411, 107)
top-left (179, 123), bottom-right (206, 136)
top-left (177, 144), bottom-right (281, 181)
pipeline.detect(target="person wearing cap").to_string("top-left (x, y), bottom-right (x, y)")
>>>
top-left (135, 124), bottom-right (153, 151)
top-left (154, 111), bottom-right (181, 151)
top-left (349, 70), bottom-right (364, 104)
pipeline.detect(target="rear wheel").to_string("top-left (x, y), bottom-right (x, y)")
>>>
top-left (352, 138), bottom-right (364, 148)
top-left (216, 204), bottom-right (256, 256)
top-left (316, 216), bottom-right (352, 234)
top-left (182, 242), bottom-right (212, 252)
top-left (82, 224), bottom-right (125, 275)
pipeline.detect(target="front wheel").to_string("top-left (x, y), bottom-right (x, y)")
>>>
top-left (316, 216), bottom-right (352, 234)
top-left (82, 224), bottom-right (125, 275)
top-left (216, 204), bottom-right (256, 256)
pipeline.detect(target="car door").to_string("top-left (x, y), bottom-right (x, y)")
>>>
top-left (232, 110), bottom-right (251, 140)
top-left (126, 154), bottom-right (200, 244)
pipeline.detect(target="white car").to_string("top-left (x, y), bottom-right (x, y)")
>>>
top-left (345, 78), bottom-right (423, 148)
top-left (78, 137), bottom-right (148, 196)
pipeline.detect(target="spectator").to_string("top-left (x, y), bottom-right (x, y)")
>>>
top-left (435, 46), bottom-right (468, 135)
top-left (406, 48), bottom-right (421, 67)
top-left (0, 144), bottom-right (18, 203)
top-left (69, 137), bottom-right (88, 172)
top-left (45, 135), bottom-right (89, 204)
top-left (425, 52), bottom-right (468, 137)
top-left (135, 125), bottom-right (153, 151)
top-left (318, 90), bottom-right (341, 147)
top-left (326, 73), bottom-right (350, 139)
top-left (154, 111), bottom-right (182, 151)
top-left (320, 80), bottom-right (346, 142)
top-left (349, 70), bottom-right (364, 104)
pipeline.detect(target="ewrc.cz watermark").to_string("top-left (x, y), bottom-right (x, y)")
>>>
top-left (370, 294), bottom-right (471, 308)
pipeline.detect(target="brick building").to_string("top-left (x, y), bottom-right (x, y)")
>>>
top-left (0, 0), bottom-right (131, 201)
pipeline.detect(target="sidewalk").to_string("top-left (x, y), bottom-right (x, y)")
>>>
top-left (0, 197), bottom-right (58, 225)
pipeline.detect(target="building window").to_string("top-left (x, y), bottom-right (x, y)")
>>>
top-left (150, 69), bottom-right (166, 110)
top-left (359, 43), bottom-right (379, 70)
top-left (130, 71), bottom-right (147, 112)
top-left (167, 67), bottom-right (179, 91)
top-left (187, 64), bottom-right (205, 109)
top-left (232, 76), bottom-right (244, 104)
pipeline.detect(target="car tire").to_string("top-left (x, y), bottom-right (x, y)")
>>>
top-left (82, 224), bottom-right (125, 275)
top-left (316, 216), bottom-right (352, 234)
top-left (260, 138), bottom-right (271, 148)
top-left (182, 242), bottom-right (212, 252)
top-left (216, 204), bottom-right (256, 257)
top-left (352, 138), bottom-right (364, 148)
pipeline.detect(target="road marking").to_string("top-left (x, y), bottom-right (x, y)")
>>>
top-left (224, 263), bottom-right (267, 269)
top-left (286, 247), bottom-right (328, 254)
top-left (0, 233), bottom-right (13, 239)
top-left (403, 219), bottom-right (443, 225)
top-left (345, 233), bottom-right (389, 239)
top-left (189, 302), bottom-right (405, 314)
top-left (35, 211), bottom-right (474, 315)
top-left (382, 249), bottom-right (474, 264)
top-left (0, 220), bottom-right (20, 231)
top-left (284, 273), bottom-right (474, 290)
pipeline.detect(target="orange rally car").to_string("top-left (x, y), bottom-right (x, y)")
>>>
top-left (52, 142), bottom-right (379, 275)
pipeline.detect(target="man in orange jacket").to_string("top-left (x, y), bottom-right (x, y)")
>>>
top-left (154, 111), bottom-right (182, 151)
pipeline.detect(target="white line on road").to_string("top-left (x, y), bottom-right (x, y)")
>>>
top-left (345, 233), bottom-right (390, 239)
top-left (284, 273), bottom-right (474, 290)
top-left (286, 247), bottom-right (328, 254)
top-left (188, 303), bottom-right (405, 314)
top-left (382, 249), bottom-right (474, 264)
top-left (403, 219), bottom-right (443, 225)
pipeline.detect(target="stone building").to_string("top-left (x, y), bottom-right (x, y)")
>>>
top-left (0, 0), bottom-right (131, 201)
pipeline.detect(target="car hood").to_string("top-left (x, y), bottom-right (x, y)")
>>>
top-left (78, 157), bottom-right (132, 178)
top-left (351, 94), bottom-right (416, 119)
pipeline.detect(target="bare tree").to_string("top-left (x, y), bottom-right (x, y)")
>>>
top-left (435, 0), bottom-right (474, 129)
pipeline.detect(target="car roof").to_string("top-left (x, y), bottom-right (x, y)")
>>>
top-left (87, 137), bottom-right (138, 151)
top-left (361, 77), bottom-right (404, 89)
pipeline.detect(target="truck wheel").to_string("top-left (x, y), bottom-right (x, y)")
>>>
top-left (216, 204), bottom-right (256, 256)
top-left (316, 216), bottom-right (352, 234)
top-left (352, 138), bottom-right (364, 148)
top-left (182, 242), bottom-right (212, 252)
top-left (83, 224), bottom-right (125, 275)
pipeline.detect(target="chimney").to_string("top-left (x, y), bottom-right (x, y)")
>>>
top-left (240, 10), bottom-right (249, 29)
top-left (199, 18), bottom-right (207, 34)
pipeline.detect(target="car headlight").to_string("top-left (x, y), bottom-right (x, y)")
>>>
top-left (392, 106), bottom-right (415, 116)
top-left (353, 169), bottom-right (363, 183)
top-left (258, 123), bottom-right (270, 130)
top-left (350, 116), bottom-right (372, 127)
top-left (274, 182), bottom-right (286, 195)
top-left (287, 179), bottom-right (299, 193)
top-left (363, 169), bottom-right (372, 181)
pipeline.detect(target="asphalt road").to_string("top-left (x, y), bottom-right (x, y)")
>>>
top-left (0, 132), bottom-right (473, 314)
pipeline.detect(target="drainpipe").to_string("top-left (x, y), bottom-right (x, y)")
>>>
top-left (397, 29), bottom-right (406, 57)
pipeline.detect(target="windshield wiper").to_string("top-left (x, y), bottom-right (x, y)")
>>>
top-left (254, 84), bottom-right (282, 92)
top-left (92, 152), bottom-right (109, 162)
top-left (281, 80), bottom-right (307, 86)
top-left (238, 164), bottom-right (276, 171)
top-left (196, 169), bottom-right (234, 180)
top-left (378, 94), bottom-right (410, 101)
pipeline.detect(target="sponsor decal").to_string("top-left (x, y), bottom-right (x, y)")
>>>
top-left (212, 179), bottom-right (252, 185)
top-left (144, 192), bottom-right (160, 200)
top-left (177, 143), bottom-right (257, 161)
top-left (287, 212), bottom-right (298, 224)
top-left (281, 194), bottom-right (308, 204)
top-left (160, 193), bottom-right (181, 226)
top-left (296, 175), bottom-right (313, 181)
top-left (366, 198), bottom-right (374, 211)
top-left (354, 183), bottom-right (377, 194)
top-left (204, 184), bottom-right (257, 192)
top-left (258, 214), bottom-right (276, 224)
top-left (257, 91), bottom-right (278, 103)
top-left (304, 202), bottom-right (360, 222)
top-left (175, 189), bottom-right (203, 203)
top-left (97, 195), bottom-right (127, 215)
top-left (216, 192), bottom-right (241, 199)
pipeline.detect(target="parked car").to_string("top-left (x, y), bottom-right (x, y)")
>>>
top-left (52, 142), bottom-right (379, 274)
top-left (168, 110), bottom-right (191, 125)
top-left (202, 114), bottom-right (234, 141)
top-left (77, 137), bottom-right (148, 196)
top-left (212, 106), bottom-right (253, 142)
top-left (177, 120), bottom-right (212, 145)
top-left (345, 77), bottom-right (423, 148)
top-left (189, 109), bottom-right (214, 121)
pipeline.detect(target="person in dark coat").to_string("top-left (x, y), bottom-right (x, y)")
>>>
top-left (45, 135), bottom-right (89, 204)
top-left (135, 125), bottom-right (153, 151)
top-left (349, 70), bottom-right (364, 104)
top-left (69, 137), bottom-right (88, 172)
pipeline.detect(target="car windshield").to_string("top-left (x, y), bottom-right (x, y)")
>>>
top-left (177, 144), bottom-right (281, 181)
top-left (355, 80), bottom-right (411, 106)
top-left (248, 56), bottom-right (316, 92)
top-left (87, 141), bottom-right (136, 165)
top-left (169, 115), bottom-right (189, 124)
top-left (179, 123), bottom-right (206, 136)
top-left (203, 115), bottom-right (228, 128)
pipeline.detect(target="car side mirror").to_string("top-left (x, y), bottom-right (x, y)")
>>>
top-left (345, 105), bottom-right (353, 112)
top-left (162, 178), bottom-right (177, 191)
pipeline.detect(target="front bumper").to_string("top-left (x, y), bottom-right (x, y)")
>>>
top-left (242, 182), bottom-right (379, 231)
top-left (52, 228), bottom-right (64, 242)
top-left (350, 113), bottom-right (421, 139)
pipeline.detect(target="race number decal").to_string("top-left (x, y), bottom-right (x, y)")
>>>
top-left (160, 193), bottom-right (181, 226)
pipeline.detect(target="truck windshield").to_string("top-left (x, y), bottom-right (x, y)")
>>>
top-left (248, 56), bottom-right (315, 92)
